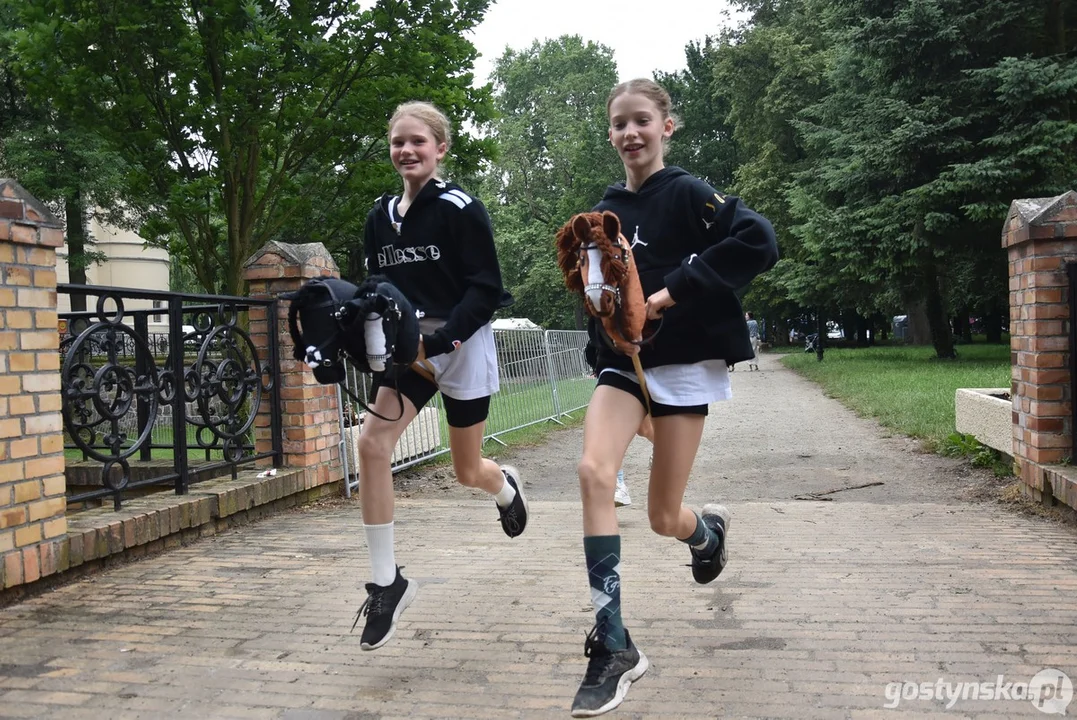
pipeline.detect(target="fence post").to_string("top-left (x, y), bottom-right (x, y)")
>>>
top-left (543, 330), bottom-right (563, 419)
top-left (1004, 190), bottom-right (1077, 510)
top-left (243, 242), bottom-right (342, 490)
top-left (133, 313), bottom-right (152, 462)
top-left (0, 179), bottom-right (69, 590)
top-left (168, 298), bottom-right (189, 495)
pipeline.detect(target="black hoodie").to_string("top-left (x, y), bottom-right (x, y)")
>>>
top-left (590, 166), bottom-right (778, 371)
top-left (361, 178), bottom-right (512, 358)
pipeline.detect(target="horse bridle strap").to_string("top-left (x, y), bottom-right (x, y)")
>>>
top-left (363, 298), bottom-right (436, 384)
top-left (584, 282), bottom-right (621, 301)
top-left (594, 309), bottom-right (664, 352)
top-left (581, 241), bottom-right (628, 265)
top-left (577, 236), bottom-right (661, 413)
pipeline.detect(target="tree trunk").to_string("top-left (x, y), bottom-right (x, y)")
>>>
top-left (924, 265), bottom-right (957, 359)
top-left (574, 296), bottom-right (585, 331)
top-left (905, 297), bottom-right (932, 345)
top-left (774, 318), bottom-right (790, 346)
top-left (65, 194), bottom-right (87, 313)
top-left (985, 296), bottom-right (1004, 344)
top-left (952, 308), bottom-right (972, 344)
top-left (1047, 0), bottom-right (1066, 56)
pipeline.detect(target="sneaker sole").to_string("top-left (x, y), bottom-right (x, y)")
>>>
top-left (570, 650), bottom-right (649, 718)
top-left (359, 578), bottom-right (418, 651)
top-left (694, 504), bottom-right (731, 584)
top-left (614, 498), bottom-right (631, 507)
top-left (501, 465), bottom-right (529, 536)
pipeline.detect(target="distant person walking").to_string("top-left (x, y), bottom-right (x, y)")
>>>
top-left (746, 312), bottom-right (760, 371)
top-left (614, 415), bottom-right (653, 507)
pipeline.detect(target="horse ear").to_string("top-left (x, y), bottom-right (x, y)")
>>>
top-left (555, 217), bottom-right (584, 292)
top-left (602, 211), bottom-right (621, 243)
top-left (572, 213), bottom-right (592, 242)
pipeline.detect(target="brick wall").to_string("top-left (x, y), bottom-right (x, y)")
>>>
top-left (1003, 190), bottom-right (1077, 509)
top-left (0, 179), bottom-right (69, 589)
top-left (243, 241), bottom-right (342, 489)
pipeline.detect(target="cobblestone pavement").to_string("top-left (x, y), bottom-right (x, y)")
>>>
top-left (2, 355), bottom-right (1076, 719)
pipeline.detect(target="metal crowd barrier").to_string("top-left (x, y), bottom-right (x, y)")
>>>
top-left (338, 328), bottom-right (592, 496)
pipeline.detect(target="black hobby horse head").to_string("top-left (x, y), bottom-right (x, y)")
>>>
top-left (286, 276), bottom-right (363, 385)
top-left (286, 275), bottom-right (422, 383)
top-left (337, 275), bottom-right (422, 375)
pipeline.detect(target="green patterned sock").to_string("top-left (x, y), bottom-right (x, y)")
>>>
top-left (584, 534), bottom-right (626, 651)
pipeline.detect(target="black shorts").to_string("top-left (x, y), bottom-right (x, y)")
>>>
top-left (372, 369), bottom-right (491, 428)
top-left (597, 371), bottom-right (709, 418)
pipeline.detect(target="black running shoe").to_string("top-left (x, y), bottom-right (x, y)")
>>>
top-left (690, 504), bottom-right (731, 584)
top-left (571, 623), bottom-right (649, 718)
top-left (497, 465), bottom-right (528, 538)
top-left (352, 565), bottom-right (418, 651)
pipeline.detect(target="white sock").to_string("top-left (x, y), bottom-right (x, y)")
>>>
top-left (364, 522), bottom-right (396, 586)
top-left (493, 474), bottom-right (517, 508)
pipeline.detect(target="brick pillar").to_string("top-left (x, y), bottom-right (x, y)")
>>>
top-left (1004, 190), bottom-right (1077, 508)
top-left (243, 241), bottom-right (342, 490)
top-left (0, 180), bottom-right (69, 589)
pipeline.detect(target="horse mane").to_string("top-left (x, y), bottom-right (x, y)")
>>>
top-left (554, 211), bottom-right (646, 354)
top-left (555, 218), bottom-right (585, 293)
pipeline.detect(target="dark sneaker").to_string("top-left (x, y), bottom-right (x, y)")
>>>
top-left (352, 565), bottom-right (418, 651)
top-left (571, 624), bottom-right (649, 717)
top-left (690, 504), bottom-right (731, 584)
top-left (497, 465), bottom-right (529, 538)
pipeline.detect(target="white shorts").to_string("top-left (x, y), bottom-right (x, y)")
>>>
top-left (420, 319), bottom-right (499, 401)
top-left (602, 358), bottom-right (732, 406)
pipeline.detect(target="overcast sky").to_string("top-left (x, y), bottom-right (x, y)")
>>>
top-left (467, 0), bottom-right (749, 84)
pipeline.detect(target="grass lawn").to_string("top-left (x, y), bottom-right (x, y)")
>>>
top-left (486, 376), bottom-right (594, 434)
top-left (67, 376), bottom-right (597, 471)
top-left (433, 376), bottom-right (594, 450)
top-left (780, 344), bottom-right (1010, 451)
top-left (64, 422), bottom-right (249, 464)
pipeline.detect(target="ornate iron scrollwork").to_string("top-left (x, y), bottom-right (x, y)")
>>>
top-left (61, 294), bottom-right (160, 509)
top-left (60, 285), bottom-right (283, 510)
top-left (187, 304), bottom-right (265, 462)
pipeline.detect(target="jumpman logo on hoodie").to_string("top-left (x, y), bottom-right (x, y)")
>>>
top-left (629, 226), bottom-right (648, 249)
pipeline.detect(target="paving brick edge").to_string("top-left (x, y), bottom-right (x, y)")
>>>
top-left (0, 467), bottom-right (342, 605)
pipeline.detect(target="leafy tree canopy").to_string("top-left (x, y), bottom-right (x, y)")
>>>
top-left (8, 0), bottom-right (496, 294)
top-left (485, 35), bottom-right (621, 329)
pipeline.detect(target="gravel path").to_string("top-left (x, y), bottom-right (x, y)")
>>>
top-left (396, 351), bottom-right (1012, 510)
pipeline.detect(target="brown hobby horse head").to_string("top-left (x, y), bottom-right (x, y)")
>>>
top-left (555, 210), bottom-right (646, 354)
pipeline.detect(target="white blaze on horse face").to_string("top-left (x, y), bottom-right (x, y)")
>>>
top-left (585, 247), bottom-right (605, 310)
top-left (364, 312), bottom-right (388, 371)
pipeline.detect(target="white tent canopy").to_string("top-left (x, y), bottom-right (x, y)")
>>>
top-left (492, 317), bottom-right (542, 330)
